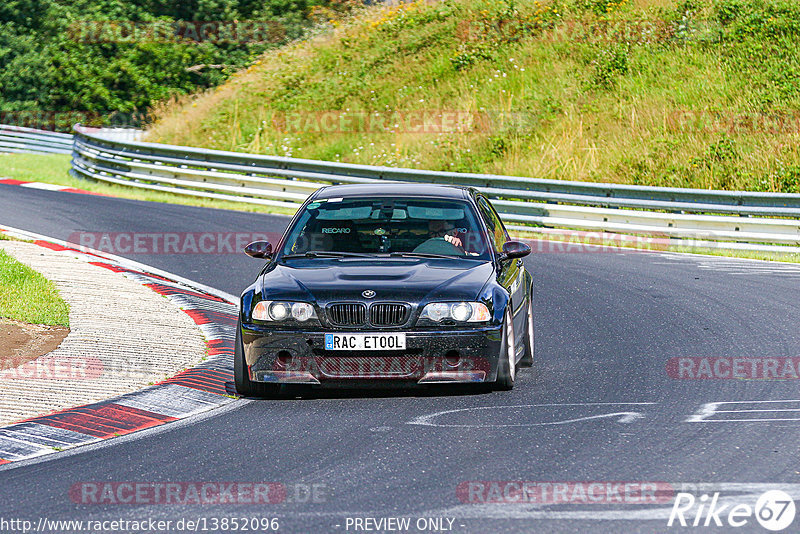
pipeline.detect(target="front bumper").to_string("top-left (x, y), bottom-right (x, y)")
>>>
top-left (241, 324), bottom-right (503, 386)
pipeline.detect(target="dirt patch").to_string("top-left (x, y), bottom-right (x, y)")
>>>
top-left (0, 318), bottom-right (69, 370)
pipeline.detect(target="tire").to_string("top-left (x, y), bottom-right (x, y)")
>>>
top-left (234, 320), bottom-right (259, 397)
top-left (234, 321), bottom-right (282, 397)
top-left (519, 290), bottom-right (534, 368)
top-left (494, 309), bottom-right (517, 391)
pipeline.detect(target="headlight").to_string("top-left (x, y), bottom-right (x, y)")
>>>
top-left (253, 301), bottom-right (317, 322)
top-left (291, 302), bottom-right (315, 321)
top-left (419, 302), bottom-right (490, 323)
top-left (269, 302), bottom-right (289, 320)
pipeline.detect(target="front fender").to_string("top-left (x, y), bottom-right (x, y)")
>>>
top-left (480, 282), bottom-right (510, 326)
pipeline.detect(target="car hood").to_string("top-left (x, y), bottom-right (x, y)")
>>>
top-left (259, 258), bottom-right (494, 304)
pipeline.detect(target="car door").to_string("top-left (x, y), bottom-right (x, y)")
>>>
top-left (476, 196), bottom-right (526, 346)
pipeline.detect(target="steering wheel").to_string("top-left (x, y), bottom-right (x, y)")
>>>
top-left (412, 237), bottom-right (464, 255)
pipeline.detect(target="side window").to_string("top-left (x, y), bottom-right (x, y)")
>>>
top-left (477, 197), bottom-right (508, 253)
top-left (477, 199), bottom-right (495, 232)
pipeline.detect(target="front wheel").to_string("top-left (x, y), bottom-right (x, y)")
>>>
top-left (494, 309), bottom-right (517, 391)
top-left (234, 321), bottom-right (281, 397)
top-left (234, 320), bottom-right (258, 396)
top-left (519, 290), bottom-right (534, 368)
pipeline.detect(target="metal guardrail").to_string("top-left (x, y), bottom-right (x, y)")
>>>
top-left (70, 125), bottom-right (800, 252)
top-left (0, 125), bottom-right (74, 154)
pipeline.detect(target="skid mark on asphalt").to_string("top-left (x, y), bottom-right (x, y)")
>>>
top-left (407, 403), bottom-right (657, 427)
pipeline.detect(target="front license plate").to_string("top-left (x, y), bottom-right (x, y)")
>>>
top-left (324, 333), bottom-right (406, 351)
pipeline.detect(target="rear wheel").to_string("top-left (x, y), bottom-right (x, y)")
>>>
top-left (494, 309), bottom-right (516, 391)
top-left (519, 290), bottom-right (534, 368)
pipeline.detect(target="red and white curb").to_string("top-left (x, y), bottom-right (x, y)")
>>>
top-left (0, 178), bottom-right (108, 196)
top-left (0, 226), bottom-right (239, 466)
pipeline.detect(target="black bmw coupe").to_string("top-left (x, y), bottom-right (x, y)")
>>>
top-left (235, 183), bottom-right (534, 395)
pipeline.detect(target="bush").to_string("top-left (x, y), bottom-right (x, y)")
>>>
top-left (588, 43), bottom-right (629, 89)
top-left (706, 135), bottom-right (737, 162)
top-left (713, 0), bottom-right (800, 105)
top-left (0, 0), bottom-right (351, 130)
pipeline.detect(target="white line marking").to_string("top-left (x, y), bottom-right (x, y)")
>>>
top-left (693, 418), bottom-right (800, 422)
top-left (660, 250), bottom-right (800, 266)
top-left (717, 408), bottom-right (800, 413)
top-left (19, 182), bottom-right (66, 191)
top-left (686, 400), bottom-right (800, 422)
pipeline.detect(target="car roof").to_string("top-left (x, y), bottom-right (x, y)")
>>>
top-left (311, 183), bottom-right (474, 200)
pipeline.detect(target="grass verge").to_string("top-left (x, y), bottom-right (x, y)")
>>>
top-left (0, 249), bottom-right (70, 326)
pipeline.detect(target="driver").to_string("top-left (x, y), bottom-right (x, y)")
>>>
top-left (428, 219), bottom-right (462, 248)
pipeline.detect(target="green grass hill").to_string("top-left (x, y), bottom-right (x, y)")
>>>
top-left (147, 0), bottom-right (800, 192)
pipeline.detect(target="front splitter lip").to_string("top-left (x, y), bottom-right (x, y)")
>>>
top-left (252, 369), bottom-right (488, 385)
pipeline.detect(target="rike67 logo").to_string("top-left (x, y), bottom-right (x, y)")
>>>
top-left (668, 490), bottom-right (796, 531)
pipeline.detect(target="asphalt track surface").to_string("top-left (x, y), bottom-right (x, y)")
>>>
top-left (2, 183), bottom-right (800, 533)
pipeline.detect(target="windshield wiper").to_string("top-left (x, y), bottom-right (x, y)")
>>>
top-left (388, 252), bottom-right (455, 259)
top-left (282, 251), bottom-right (374, 259)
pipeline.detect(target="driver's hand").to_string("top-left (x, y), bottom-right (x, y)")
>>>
top-left (444, 234), bottom-right (463, 248)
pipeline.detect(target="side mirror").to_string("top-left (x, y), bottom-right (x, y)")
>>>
top-left (244, 240), bottom-right (273, 259)
top-left (500, 241), bottom-right (531, 262)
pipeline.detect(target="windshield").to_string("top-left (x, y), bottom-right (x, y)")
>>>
top-left (279, 197), bottom-right (492, 260)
